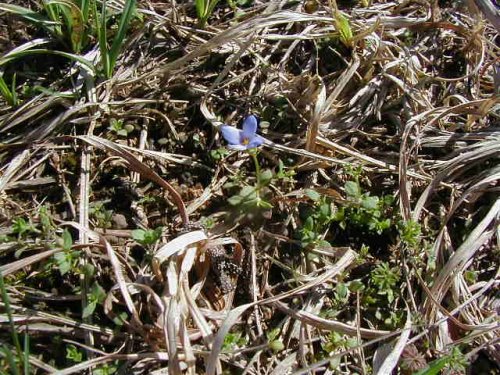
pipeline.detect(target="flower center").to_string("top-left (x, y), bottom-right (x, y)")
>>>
top-left (241, 137), bottom-right (250, 145)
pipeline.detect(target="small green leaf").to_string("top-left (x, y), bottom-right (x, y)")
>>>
top-left (348, 280), bottom-right (365, 292)
top-left (82, 300), bottom-right (97, 319)
top-left (239, 186), bottom-right (256, 198)
top-left (131, 229), bottom-right (145, 242)
top-left (66, 344), bottom-right (83, 362)
top-left (335, 283), bottom-right (348, 300)
top-left (361, 196), bottom-right (378, 210)
top-left (266, 327), bottom-right (280, 341)
top-left (90, 282), bottom-right (106, 304)
top-left (112, 312), bottom-right (128, 326)
top-left (227, 194), bottom-right (243, 206)
top-left (259, 169), bottom-right (273, 186)
top-left (344, 181), bottom-right (360, 197)
top-left (305, 189), bottom-right (321, 201)
top-left (62, 229), bottom-right (73, 251)
top-left (414, 356), bottom-right (450, 375)
top-left (54, 252), bottom-right (72, 275)
top-left (335, 12), bottom-right (353, 47)
top-left (269, 340), bottom-right (284, 352)
top-left (257, 199), bottom-right (273, 209)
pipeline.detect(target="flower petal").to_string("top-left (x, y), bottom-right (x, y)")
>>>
top-left (242, 115), bottom-right (258, 139)
top-left (227, 144), bottom-right (248, 150)
top-left (247, 134), bottom-right (265, 149)
top-left (220, 125), bottom-right (243, 145)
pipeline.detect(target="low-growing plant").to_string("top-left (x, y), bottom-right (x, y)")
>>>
top-left (195, 0), bottom-right (220, 28)
top-left (370, 261), bottom-right (400, 303)
top-left (11, 217), bottom-right (38, 239)
top-left (82, 281), bottom-right (106, 318)
top-left (0, 0), bottom-right (138, 80)
top-left (398, 219), bottom-right (422, 248)
top-left (53, 229), bottom-right (80, 275)
top-left (108, 118), bottom-right (134, 137)
top-left (66, 344), bottom-right (83, 363)
top-left (90, 202), bottom-right (113, 229)
top-left (0, 74), bottom-right (17, 106)
top-left (335, 178), bottom-right (394, 234)
top-left (222, 330), bottom-right (248, 351)
top-left (132, 227), bottom-right (163, 246)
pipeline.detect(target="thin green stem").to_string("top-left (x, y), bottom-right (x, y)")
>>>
top-left (0, 268), bottom-right (23, 373)
top-left (249, 150), bottom-right (261, 198)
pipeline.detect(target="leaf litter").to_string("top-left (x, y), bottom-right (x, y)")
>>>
top-left (0, 0), bottom-right (498, 373)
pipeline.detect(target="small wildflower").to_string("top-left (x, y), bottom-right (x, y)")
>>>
top-left (220, 115), bottom-right (265, 150)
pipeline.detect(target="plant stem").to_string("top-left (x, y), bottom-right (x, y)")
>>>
top-left (0, 268), bottom-right (23, 373)
top-left (249, 150), bottom-right (261, 198)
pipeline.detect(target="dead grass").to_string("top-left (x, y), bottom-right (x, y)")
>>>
top-left (0, 0), bottom-right (499, 373)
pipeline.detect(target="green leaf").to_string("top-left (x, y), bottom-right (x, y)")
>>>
top-left (131, 229), bottom-right (145, 242)
top-left (112, 312), bottom-right (128, 326)
top-left (257, 199), bottom-right (273, 209)
top-left (227, 194), bottom-right (243, 206)
top-left (335, 12), bottom-right (353, 47)
top-left (0, 3), bottom-right (59, 31)
top-left (266, 327), bottom-right (280, 341)
top-left (66, 344), bottom-right (83, 362)
top-left (259, 169), bottom-right (273, 186)
top-left (348, 280), bottom-right (365, 292)
top-left (305, 189), bottom-right (321, 201)
top-left (82, 300), bottom-right (97, 319)
top-left (54, 252), bottom-right (72, 275)
top-left (62, 229), bottom-right (73, 251)
top-left (335, 282), bottom-right (348, 300)
top-left (0, 74), bottom-right (15, 106)
top-left (361, 196), bottom-right (378, 210)
top-left (269, 340), bottom-right (284, 352)
top-left (108, 0), bottom-right (136, 77)
top-left (195, 0), bottom-right (205, 19)
top-left (414, 356), bottom-right (450, 375)
top-left (239, 186), bottom-right (256, 198)
top-left (344, 181), bottom-right (360, 197)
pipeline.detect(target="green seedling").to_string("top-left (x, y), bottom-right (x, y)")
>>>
top-left (195, 0), bottom-right (220, 28)
top-left (132, 227), bottom-right (162, 246)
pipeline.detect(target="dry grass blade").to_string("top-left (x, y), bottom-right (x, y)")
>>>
top-left (206, 249), bottom-right (357, 375)
top-left (62, 221), bottom-right (142, 326)
top-left (373, 311), bottom-right (412, 374)
top-left (426, 198), bottom-right (500, 314)
top-left (0, 249), bottom-right (59, 276)
top-left (273, 301), bottom-right (390, 339)
top-left (1, 0), bottom-right (498, 372)
top-left (53, 352), bottom-right (170, 375)
top-left (0, 150), bottom-right (30, 192)
top-left (78, 135), bottom-right (189, 225)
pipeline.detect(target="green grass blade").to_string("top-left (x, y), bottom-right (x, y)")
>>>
top-left (414, 356), bottom-right (449, 375)
top-left (80, 0), bottom-right (90, 23)
top-left (11, 74), bottom-right (17, 106)
top-left (94, 0), bottom-right (110, 78)
top-left (45, 0), bottom-right (85, 52)
top-left (0, 75), bottom-right (15, 106)
top-left (206, 0), bottom-right (220, 19)
top-left (0, 346), bottom-right (20, 375)
top-left (23, 332), bottom-right (30, 375)
top-left (0, 269), bottom-right (23, 372)
top-left (1, 49), bottom-right (96, 73)
top-left (0, 3), bottom-right (59, 27)
top-left (195, 0), bottom-right (206, 19)
top-left (108, 0), bottom-right (136, 76)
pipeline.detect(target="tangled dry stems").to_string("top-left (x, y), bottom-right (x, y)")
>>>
top-left (0, 0), bottom-right (499, 373)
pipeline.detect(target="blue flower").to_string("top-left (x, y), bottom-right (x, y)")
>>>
top-left (220, 115), bottom-right (265, 150)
